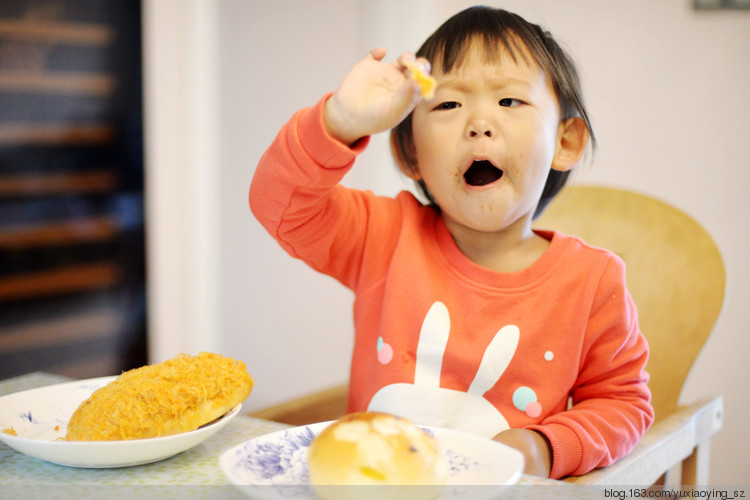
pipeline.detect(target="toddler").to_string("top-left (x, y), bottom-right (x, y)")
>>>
top-left (250, 6), bottom-right (653, 479)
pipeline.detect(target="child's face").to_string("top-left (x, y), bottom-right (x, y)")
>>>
top-left (408, 41), bottom-right (568, 237)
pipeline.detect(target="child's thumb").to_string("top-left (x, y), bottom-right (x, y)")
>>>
top-left (367, 47), bottom-right (388, 61)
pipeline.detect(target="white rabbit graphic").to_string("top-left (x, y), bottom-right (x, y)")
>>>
top-left (367, 301), bottom-right (520, 438)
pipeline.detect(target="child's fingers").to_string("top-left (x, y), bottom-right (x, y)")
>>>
top-left (367, 47), bottom-right (388, 61)
top-left (398, 53), bottom-right (436, 100)
top-left (415, 57), bottom-right (432, 75)
top-left (394, 53), bottom-right (431, 74)
top-left (363, 49), bottom-right (432, 83)
top-left (394, 52), bottom-right (416, 71)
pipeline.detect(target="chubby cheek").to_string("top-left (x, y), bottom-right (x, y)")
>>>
top-left (517, 126), bottom-right (558, 179)
top-left (412, 131), bottom-right (454, 184)
top-left (537, 121), bottom-right (563, 167)
top-left (411, 109), bottom-right (456, 164)
top-left (514, 156), bottom-right (553, 204)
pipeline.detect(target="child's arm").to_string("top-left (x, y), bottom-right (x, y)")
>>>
top-left (542, 257), bottom-right (651, 479)
top-left (492, 428), bottom-right (552, 477)
top-left (498, 256), bottom-right (653, 479)
top-left (250, 50), bottom-right (429, 287)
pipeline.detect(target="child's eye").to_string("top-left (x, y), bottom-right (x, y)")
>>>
top-left (499, 98), bottom-right (523, 107)
top-left (434, 101), bottom-right (460, 111)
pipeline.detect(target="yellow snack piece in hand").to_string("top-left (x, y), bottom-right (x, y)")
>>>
top-left (403, 59), bottom-right (436, 99)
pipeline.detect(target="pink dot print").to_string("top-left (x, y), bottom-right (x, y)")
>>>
top-left (525, 401), bottom-right (542, 418)
top-left (376, 336), bottom-right (393, 365)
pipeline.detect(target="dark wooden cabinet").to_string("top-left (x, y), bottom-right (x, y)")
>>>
top-left (0, 0), bottom-right (146, 378)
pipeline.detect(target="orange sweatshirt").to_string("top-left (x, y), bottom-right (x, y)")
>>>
top-left (250, 96), bottom-right (653, 479)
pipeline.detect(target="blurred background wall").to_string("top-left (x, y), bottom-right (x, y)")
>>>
top-left (143, 0), bottom-right (750, 484)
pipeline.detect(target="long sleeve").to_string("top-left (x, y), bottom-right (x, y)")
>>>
top-left (249, 95), bottom-right (380, 289)
top-left (526, 255), bottom-right (653, 479)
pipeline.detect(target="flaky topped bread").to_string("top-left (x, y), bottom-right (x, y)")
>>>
top-left (308, 412), bottom-right (448, 500)
top-left (66, 352), bottom-right (253, 441)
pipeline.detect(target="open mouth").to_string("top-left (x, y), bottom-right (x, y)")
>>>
top-left (464, 160), bottom-right (503, 187)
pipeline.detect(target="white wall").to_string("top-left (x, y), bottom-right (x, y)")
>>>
top-left (145, 0), bottom-right (750, 484)
top-left (143, 0), bottom-right (222, 359)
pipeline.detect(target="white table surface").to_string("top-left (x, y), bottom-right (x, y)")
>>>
top-left (0, 372), bottom-right (595, 499)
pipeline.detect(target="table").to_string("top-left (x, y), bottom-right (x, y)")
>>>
top-left (0, 373), bottom-right (595, 499)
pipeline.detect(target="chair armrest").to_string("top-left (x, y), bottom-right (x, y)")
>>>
top-left (566, 396), bottom-right (723, 486)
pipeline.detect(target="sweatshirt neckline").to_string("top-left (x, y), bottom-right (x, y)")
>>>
top-left (433, 216), bottom-right (565, 289)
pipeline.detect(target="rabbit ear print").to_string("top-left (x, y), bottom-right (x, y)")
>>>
top-left (467, 324), bottom-right (520, 396)
top-left (413, 301), bottom-right (451, 388)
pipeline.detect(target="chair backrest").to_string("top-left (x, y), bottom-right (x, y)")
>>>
top-left (533, 185), bottom-right (725, 422)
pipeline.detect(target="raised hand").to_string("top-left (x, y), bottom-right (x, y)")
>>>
top-left (323, 48), bottom-right (429, 146)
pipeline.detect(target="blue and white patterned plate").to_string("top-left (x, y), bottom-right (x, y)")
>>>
top-left (0, 376), bottom-right (241, 468)
top-left (220, 421), bottom-right (523, 499)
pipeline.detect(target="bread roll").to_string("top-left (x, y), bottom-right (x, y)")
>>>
top-left (308, 412), bottom-right (448, 500)
top-left (66, 352), bottom-right (253, 441)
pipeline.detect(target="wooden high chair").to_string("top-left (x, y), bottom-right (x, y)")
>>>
top-left (250, 185), bottom-right (725, 486)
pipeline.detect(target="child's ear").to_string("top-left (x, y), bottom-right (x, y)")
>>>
top-left (551, 117), bottom-right (590, 172)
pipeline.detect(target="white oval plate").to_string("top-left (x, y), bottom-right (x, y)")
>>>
top-left (220, 421), bottom-right (523, 499)
top-left (0, 376), bottom-right (240, 468)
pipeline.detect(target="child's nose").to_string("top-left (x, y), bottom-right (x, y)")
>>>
top-left (470, 128), bottom-right (493, 138)
top-left (466, 118), bottom-right (495, 139)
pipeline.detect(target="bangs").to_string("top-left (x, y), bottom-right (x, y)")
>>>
top-left (422, 31), bottom-right (534, 75)
top-left (416, 8), bottom-right (547, 75)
